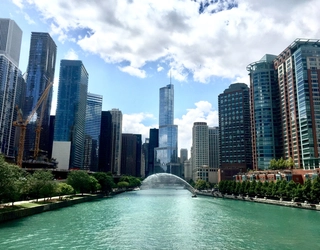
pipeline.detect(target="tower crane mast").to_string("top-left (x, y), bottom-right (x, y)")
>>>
top-left (13, 81), bottom-right (53, 167)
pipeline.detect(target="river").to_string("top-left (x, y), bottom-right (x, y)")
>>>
top-left (0, 188), bottom-right (319, 249)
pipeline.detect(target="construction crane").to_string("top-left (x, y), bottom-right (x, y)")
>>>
top-left (33, 87), bottom-right (49, 159)
top-left (13, 81), bottom-right (53, 167)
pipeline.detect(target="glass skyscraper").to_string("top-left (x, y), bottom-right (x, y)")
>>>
top-left (110, 109), bottom-right (122, 175)
top-left (0, 19), bottom-right (23, 157)
top-left (0, 18), bottom-right (22, 66)
top-left (274, 39), bottom-right (320, 169)
top-left (54, 60), bottom-right (88, 169)
top-left (247, 54), bottom-right (282, 170)
top-left (24, 32), bottom-right (56, 158)
top-left (84, 93), bottom-right (102, 171)
top-left (98, 111), bottom-right (113, 173)
top-left (155, 84), bottom-right (178, 173)
top-left (98, 109), bottom-right (123, 175)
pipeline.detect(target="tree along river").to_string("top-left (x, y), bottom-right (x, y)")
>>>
top-left (0, 188), bottom-right (319, 250)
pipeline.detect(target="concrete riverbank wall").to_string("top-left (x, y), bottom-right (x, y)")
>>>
top-left (0, 194), bottom-right (104, 224)
top-left (196, 191), bottom-right (320, 211)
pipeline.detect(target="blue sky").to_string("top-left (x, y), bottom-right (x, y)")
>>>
top-left (1, 0), bottom-right (320, 155)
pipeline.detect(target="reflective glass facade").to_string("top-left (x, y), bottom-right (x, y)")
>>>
top-left (98, 111), bottom-right (113, 173)
top-left (273, 39), bottom-right (320, 169)
top-left (0, 55), bottom-right (24, 157)
top-left (110, 109), bottom-right (122, 175)
top-left (209, 126), bottom-right (219, 169)
top-left (293, 42), bottom-right (320, 169)
top-left (24, 32), bottom-right (56, 158)
top-left (247, 54), bottom-right (282, 170)
top-left (0, 19), bottom-right (22, 66)
top-left (84, 93), bottom-right (102, 171)
top-left (54, 60), bottom-right (88, 169)
top-left (155, 84), bottom-right (178, 173)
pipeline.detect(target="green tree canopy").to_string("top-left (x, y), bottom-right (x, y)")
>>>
top-left (117, 181), bottom-right (129, 188)
top-left (67, 170), bottom-right (91, 195)
top-left (310, 176), bottom-right (320, 203)
top-left (119, 176), bottom-right (141, 188)
top-left (27, 170), bottom-right (55, 201)
top-left (194, 179), bottom-right (208, 190)
top-left (56, 182), bottom-right (74, 199)
top-left (0, 155), bottom-right (25, 204)
top-left (92, 172), bottom-right (115, 195)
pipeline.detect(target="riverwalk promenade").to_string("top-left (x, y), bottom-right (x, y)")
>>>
top-left (196, 190), bottom-right (320, 211)
top-left (0, 194), bottom-right (105, 223)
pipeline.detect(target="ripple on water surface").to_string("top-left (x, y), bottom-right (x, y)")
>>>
top-left (0, 189), bottom-right (320, 249)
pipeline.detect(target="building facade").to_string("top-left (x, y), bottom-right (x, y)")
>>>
top-left (0, 19), bottom-right (23, 158)
top-left (110, 109), bottom-right (122, 175)
top-left (274, 39), bottom-right (320, 169)
top-left (209, 127), bottom-right (219, 168)
top-left (141, 138), bottom-right (149, 178)
top-left (53, 60), bottom-right (88, 169)
top-left (24, 32), bottom-right (57, 158)
top-left (180, 148), bottom-right (188, 164)
top-left (218, 83), bottom-right (252, 180)
top-left (0, 56), bottom-right (24, 157)
top-left (0, 18), bottom-right (22, 66)
top-left (192, 122), bottom-right (209, 181)
top-left (98, 111), bottom-right (113, 173)
top-left (121, 133), bottom-right (142, 177)
top-left (84, 93), bottom-right (102, 171)
top-left (208, 126), bottom-right (219, 183)
top-left (154, 84), bottom-right (178, 174)
top-left (147, 128), bottom-right (158, 176)
top-left (247, 54), bottom-right (282, 170)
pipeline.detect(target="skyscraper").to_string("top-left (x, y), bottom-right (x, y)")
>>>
top-left (208, 126), bottom-right (219, 183)
top-left (192, 122), bottom-right (209, 181)
top-left (247, 54), bottom-right (282, 170)
top-left (84, 93), bottom-right (102, 171)
top-left (154, 84), bottom-right (178, 174)
top-left (274, 39), bottom-right (320, 169)
top-left (180, 148), bottom-right (188, 164)
top-left (98, 111), bottom-right (113, 173)
top-left (53, 60), bottom-right (88, 169)
top-left (121, 133), bottom-right (142, 177)
top-left (209, 126), bottom-right (219, 169)
top-left (179, 148), bottom-right (188, 178)
top-left (24, 32), bottom-right (56, 158)
top-left (141, 138), bottom-right (149, 178)
top-left (147, 128), bottom-right (158, 176)
top-left (0, 18), bottom-right (22, 66)
top-left (0, 19), bottom-right (24, 157)
top-left (110, 109), bottom-right (122, 175)
top-left (218, 83), bottom-right (252, 180)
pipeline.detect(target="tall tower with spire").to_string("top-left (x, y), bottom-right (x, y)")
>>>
top-left (154, 81), bottom-right (179, 175)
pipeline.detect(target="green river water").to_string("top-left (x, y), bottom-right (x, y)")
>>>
top-left (0, 188), bottom-right (319, 250)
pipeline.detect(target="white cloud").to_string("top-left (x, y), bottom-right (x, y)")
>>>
top-left (157, 65), bottom-right (164, 72)
top-left (64, 48), bottom-right (79, 60)
top-left (174, 101), bottom-right (218, 153)
top-left (12, 0), bottom-right (24, 9)
top-left (13, 0), bottom-right (320, 83)
top-left (118, 66), bottom-right (146, 78)
top-left (24, 13), bottom-right (35, 24)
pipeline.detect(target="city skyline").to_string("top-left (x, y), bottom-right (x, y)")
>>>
top-left (1, 0), bottom-right (320, 153)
